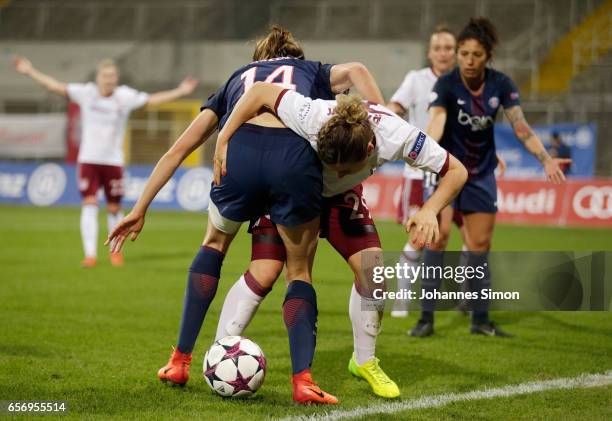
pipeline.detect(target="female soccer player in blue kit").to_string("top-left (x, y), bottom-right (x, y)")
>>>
top-left (410, 17), bottom-right (571, 337)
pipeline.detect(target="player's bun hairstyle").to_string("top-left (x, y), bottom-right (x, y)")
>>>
top-left (457, 17), bottom-right (498, 58)
top-left (317, 94), bottom-right (374, 165)
top-left (252, 25), bottom-right (305, 61)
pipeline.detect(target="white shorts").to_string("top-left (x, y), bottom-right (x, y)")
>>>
top-left (208, 200), bottom-right (242, 234)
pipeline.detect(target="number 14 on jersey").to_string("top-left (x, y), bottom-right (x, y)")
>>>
top-left (241, 65), bottom-right (297, 92)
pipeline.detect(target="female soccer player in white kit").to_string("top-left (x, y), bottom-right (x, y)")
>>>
top-left (14, 57), bottom-right (198, 267)
top-left (386, 26), bottom-right (457, 317)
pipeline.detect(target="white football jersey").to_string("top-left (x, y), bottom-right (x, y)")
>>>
top-left (390, 67), bottom-right (439, 181)
top-left (276, 90), bottom-right (449, 197)
top-left (67, 83), bottom-right (149, 166)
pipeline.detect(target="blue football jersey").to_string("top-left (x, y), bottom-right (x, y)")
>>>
top-left (430, 67), bottom-right (520, 178)
top-left (202, 57), bottom-right (335, 129)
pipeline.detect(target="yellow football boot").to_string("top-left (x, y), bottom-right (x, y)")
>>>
top-left (348, 353), bottom-right (400, 398)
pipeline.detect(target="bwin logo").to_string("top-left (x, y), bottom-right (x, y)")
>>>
top-left (458, 109), bottom-right (494, 131)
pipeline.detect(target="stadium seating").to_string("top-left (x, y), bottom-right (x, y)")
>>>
top-left (528, 0), bottom-right (612, 95)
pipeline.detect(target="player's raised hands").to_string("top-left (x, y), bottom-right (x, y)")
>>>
top-left (177, 77), bottom-right (199, 95)
top-left (14, 56), bottom-right (33, 74)
top-left (105, 211), bottom-right (146, 253)
top-left (406, 206), bottom-right (439, 249)
top-left (544, 158), bottom-right (572, 184)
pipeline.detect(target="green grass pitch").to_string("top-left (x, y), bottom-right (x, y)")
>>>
top-left (0, 206), bottom-right (610, 420)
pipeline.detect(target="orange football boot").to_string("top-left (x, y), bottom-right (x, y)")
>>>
top-left (158, 348), bottom-right (192, 386)
top-left (110, 252), bottom-right (124, 267)
top-left (81, 257), bottom-right (97, 268)
top-left (292, 369), bottom-right (338, 405)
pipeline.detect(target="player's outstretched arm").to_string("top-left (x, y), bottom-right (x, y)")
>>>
top-left (213, 82), bottom-right (286, 184)
top-left (406, 155), bottom-right (467, 248)
top-left (13, 56), bottom-right (68, 98)
top-left (425, 106), bottom-right (447, 142)
top-left (504, 105), bottom-right (571, 184)
top-left (147, 77), bottom-right (199, 106)
top-left (105, 109), bottom-right (218, 252)
top-left (330, 62), bottom-right (385, 104)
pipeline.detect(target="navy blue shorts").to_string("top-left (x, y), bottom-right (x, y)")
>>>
top-left (210, 124), bottom-right (322, 227)
top-left (453, 172), bottom-right (497, 214)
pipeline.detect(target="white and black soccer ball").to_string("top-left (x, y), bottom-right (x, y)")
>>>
top-left (203, 336), bottom-right (266, 397)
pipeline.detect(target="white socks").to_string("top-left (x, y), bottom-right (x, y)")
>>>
top-left (107, 210), bottom-right (124, 237)
top-left (349, 284), bottom-right (383, 365)
top-left (393, 241), bottom-right (421, 314)
top-left (80, 204), bottom-right (98, 258)
top-left (215, 275), bottom-right (265, 341)
top-left (80, 207), bottom-right (124, 259)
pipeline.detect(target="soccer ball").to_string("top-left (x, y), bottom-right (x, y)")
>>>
top-left (203, 336), bottom-right (266, 397)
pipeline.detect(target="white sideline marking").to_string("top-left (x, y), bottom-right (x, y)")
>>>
top-left (279, 370), bottom-right (612, 421)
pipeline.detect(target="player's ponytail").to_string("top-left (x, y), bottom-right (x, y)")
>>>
top-left (252, 25), bottom-right (305, 61)
top-left (317, 94), bottom-right (374, 165)
top-left (457, 17), bottom-right (498, 59)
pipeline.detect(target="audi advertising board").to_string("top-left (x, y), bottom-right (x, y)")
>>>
top-left (359, 173), bottom-right (612, 227)
top-left (496, 179), bottom-right (612, 226)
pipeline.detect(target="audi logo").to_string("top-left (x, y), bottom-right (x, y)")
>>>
top-left (572, 186), bottom-right (612, 219)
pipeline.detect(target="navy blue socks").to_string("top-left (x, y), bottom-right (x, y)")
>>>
top-left (468, 251), bottom-right (491, 325)
top-left (420, 249), bottom-right (445, 321)
top-left (283, 280), bottom-right (318, 375)
top-left (177, 246), bottom-right (225, 354)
